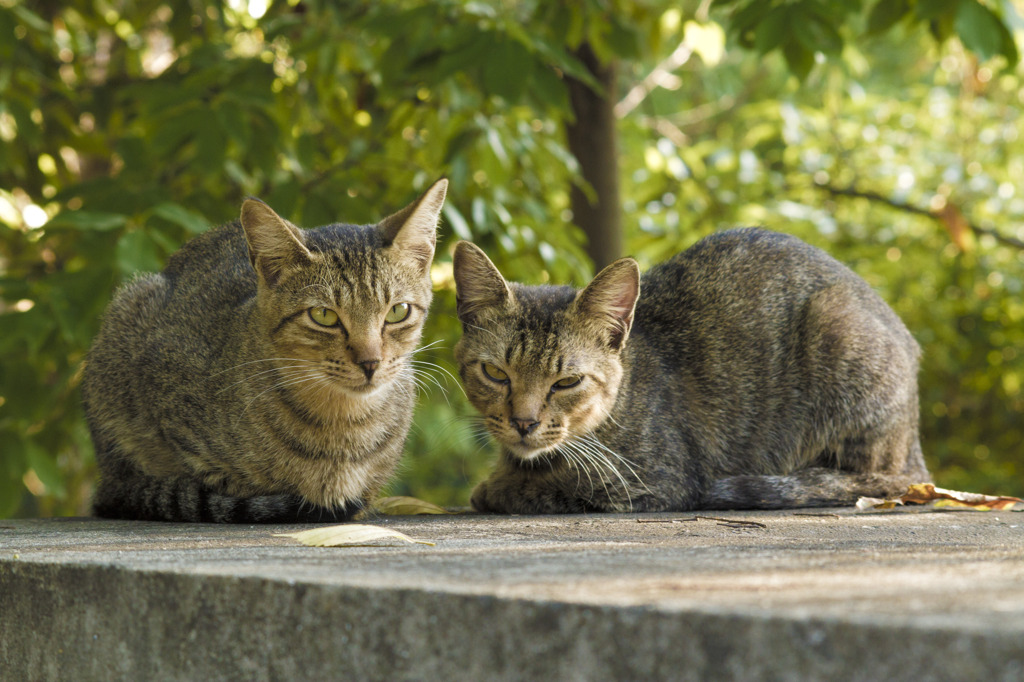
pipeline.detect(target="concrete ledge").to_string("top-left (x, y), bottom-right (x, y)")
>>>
top-left (3, 511), bottom-right (1024, 680)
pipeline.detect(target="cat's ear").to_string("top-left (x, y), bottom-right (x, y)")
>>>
top-left (240, 199), bottom-right (312, 287)
top-left (453, 241), bottom-right (511, 326)
top-left (573, 258), bottom-right (640, 350)
top-left (378, 178), bottom-right (447, 273)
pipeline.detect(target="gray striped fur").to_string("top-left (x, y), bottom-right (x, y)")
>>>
top-left (454, 228), bottom-right (928, 513)
top-left (83, 180), bottom-right (447, 522)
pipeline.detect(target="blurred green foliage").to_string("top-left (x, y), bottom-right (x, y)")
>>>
top-left (1, 0), bottom-right (1022, 517)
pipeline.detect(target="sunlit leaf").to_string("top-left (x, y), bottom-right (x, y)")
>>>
top-left (857, 484), bottom-right (1024, 511)
top-left (371, 496), bottom-right (454, 516)
top-left (856, 496), bottom-right (896, 510)
top-left (902, 483), bottom-right (1024, 510)
top-left (24, 437), bottom-right (66, 498)
top-left (274, 523), bottom-right (436, 547)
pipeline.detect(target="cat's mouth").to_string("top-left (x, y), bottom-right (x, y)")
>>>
top-left (333, 375), bottom-right (386, 398)
top-left (344, 382), bottom-right (380, 396)
top-left (503, 435), bottom-right (562, 460)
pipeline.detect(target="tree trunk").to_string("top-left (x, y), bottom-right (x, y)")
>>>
top-left (565, 43), bottom-right (622, 271)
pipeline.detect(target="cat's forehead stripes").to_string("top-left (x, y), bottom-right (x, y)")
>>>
top-left (501, 284), bottom-right (578, 375)
top-left (300, 223), bottom-right (398, 308)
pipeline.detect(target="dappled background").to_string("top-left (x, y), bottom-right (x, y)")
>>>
top-left (2, 0), bottom-right (1022, 517)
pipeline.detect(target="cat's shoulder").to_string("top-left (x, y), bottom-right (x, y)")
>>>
top-left (649, 228), bottom-right (839, 278)
top-left (683, 227), bottom-right (818, 260)
top-left (163, 220), bottom-right (248, 279)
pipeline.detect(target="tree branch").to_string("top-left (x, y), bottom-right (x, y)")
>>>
top-left (614, 40), bottom-right (694, 119)
top-left (815, 183), bottom-right (1024, 250)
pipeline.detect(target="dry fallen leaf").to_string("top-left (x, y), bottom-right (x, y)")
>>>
top-left (901, 483), bottom-right (1023, 509)
top-left (855, 497), bottom-right (900, 511)
top-left (274, 523), bottom-right (436, 547)
top-left (371, 496), bottom-right (454, 516)
top-left (856, 483), bottom-right (1024, 512)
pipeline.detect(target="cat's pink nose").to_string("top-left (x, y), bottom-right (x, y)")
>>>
top-left (512, 417), bottom-right (539, 436)
top-left (359, 360), bottom-right (380, 380)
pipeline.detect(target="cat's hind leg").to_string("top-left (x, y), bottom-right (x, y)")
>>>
top-left (701, 468), bottom-right (920, 510)
top-left (92, 458), bottom-right (356, 523)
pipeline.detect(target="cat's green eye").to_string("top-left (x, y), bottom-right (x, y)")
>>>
top-left (309, 307), bottom-right (339, 327)
top-left (552, 376), bottom-right (582, 390)
top-left (385, 302), bottom-right (411, 324)
top-left (482, 363), bottom-right (509, 383)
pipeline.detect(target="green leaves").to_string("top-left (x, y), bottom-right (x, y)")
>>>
top-left (866, 0), bottom-right (1018, 65)
top-left (728, 0), bottom-right (855, 79)
top-left (866, 0), bottom-right (912, 35)
top-left (954, 0), bottom-right (1018, 64)
top-left (2, 0), bottom-right (1022, 521)
top-left (116, 229), bottom-right (164, 276)
top-left (482, 37), bottom-right (532, 102)
top-left (152, 203), bottom-right (210, 234)
top-left (731, 0), bottom-right (1018, 81)
top-left (45, 212), bottom-right (126, 232)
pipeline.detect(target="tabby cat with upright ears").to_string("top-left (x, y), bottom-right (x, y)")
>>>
top-left (82, 179), bottom-right (447, 522)
top-left (454, 228), bottom-right (930, 514)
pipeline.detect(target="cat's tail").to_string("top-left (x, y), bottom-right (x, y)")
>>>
top-left (701, 468), bottom-right (926, 510)
top-left (92, 462), bottom-right (357, 523)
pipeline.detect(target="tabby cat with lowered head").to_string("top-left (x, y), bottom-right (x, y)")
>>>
top-left (454, 228), bottom-right (929, 513)
top-left (82, 179), bottom-right (447, 522)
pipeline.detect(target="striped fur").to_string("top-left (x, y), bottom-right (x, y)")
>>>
top-left (454, 229), bottom-right (929, 513)
top-left (83, 180), bottom-right (447, 522)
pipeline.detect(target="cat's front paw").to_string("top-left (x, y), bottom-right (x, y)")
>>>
top-left (470, 480), bottom-right (498, 513)
top-left (471, 475), bottom-right (587, 514)
top-left (470, 478), bottom-right (526, 513)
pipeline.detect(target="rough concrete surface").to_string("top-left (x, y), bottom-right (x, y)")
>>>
top-left (2, 509), bottom-right (1023, 681)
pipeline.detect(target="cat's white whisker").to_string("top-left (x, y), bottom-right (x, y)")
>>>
top-left (408, 360), bottom-right (465, 400)
top-left (216, 364), bottom-right (325, 394)
top-left (559, 445), bottom-right (594, 499)
top-left (581, 433), bottom-right (650, 495)
top-left (390, 373), bottom-right (417, 404)
top-left (574, 447), bottom-right (612, 505)
top-left (564, 437), bottom-right (633, 509)
top-left (398, 364), bottom-right (450, 405)
top-left (209, 357), bottom-right (317, 378)
top-left (596, 404), bottom-right (624, 430)
top-left (407, 362), bottom-right (451, 389)
top-left (237, 370), bottom-right (325, 422)
top-left (577, 440), bottom-right (638, 495)
top-left (565, 439), bottom-right (617, 504)
top-left (413, 338), bottom-right (448, 353)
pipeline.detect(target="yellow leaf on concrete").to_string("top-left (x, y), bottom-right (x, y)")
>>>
top-left (902, 483), bottom-right (1023, 509)
top-left (856, 483), bottom-right (1024, 512)
top-left (372, 496), bottom-right (454, 516)
top-left (856, 496), bottom-right (899, 510)
top-left (274, 524), bottom-right (435, 547)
